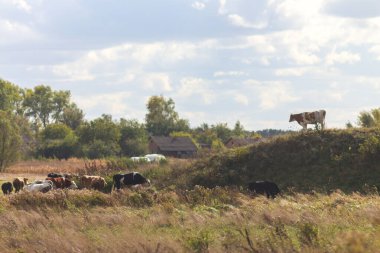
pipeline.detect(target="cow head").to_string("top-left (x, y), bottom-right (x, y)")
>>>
top-left (289, 114), bottom-right (295, 122)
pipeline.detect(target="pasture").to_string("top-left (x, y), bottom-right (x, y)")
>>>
top-left (1, 129), bottom-right (380, 252)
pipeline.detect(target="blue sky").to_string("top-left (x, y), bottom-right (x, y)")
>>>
top-left (1, 0), bottom-right (380, 131)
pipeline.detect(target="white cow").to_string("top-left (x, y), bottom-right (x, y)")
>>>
top-left (24, 180), bottom-right (54, 193)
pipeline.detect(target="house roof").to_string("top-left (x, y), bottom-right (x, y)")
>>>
top-left (150, 136), bottom-right (198, 152)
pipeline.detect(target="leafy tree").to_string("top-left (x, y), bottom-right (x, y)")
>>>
top-left (0, 111), bottom-right (23, 171)
top-left (0, 79), bottom-right (24, 115)
top-left (211, 123), bottom-right (232, 143)
top-left (145, 95), bottom-right (189, 136)
top-left (357, 109), bottom-right (380, 128)
top-left (119, 118), bottom-right (148, 156)
top-left (37, 123), bottom-right (78, 159)
top-left (23, 85), bottom-right (72, 129)
top-left (76, 114), bottom-right (121, 158)
top-left (52, 90), bottom-right (71, 123)
top-left (61, 102), bottom-right (85, 130)
top-left (232, 120), bottom-right (245, 137)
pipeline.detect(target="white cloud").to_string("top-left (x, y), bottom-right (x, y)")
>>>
top-left (228, 14), bottom-right (267, 29)
top-left (141, 73), bottom-right (172, 92)
top-left (370, 45), bottom-right (380, 60)
top-left (49, 41), bottom-right (199, 81)
top-left (178, 77), bottom-right (215, 104)
top-left (326, 50), bottom-right (361, 65)
top-left (192, 1), bottom-right (206, 10)
top-left (233, 93), bottom-right (249, 105)
top-left (218, 0), bottom-right (227, 15)
top-left (74, 92), bottom-right (132, 116)
top-left (0, 19), bottom-right (37, 44)
top-left (12, 0), bottom-right (31, 12)
top-left (245, 79), bottom-right (299, 110)
top-left (213, 71), bottom-right (247, 77)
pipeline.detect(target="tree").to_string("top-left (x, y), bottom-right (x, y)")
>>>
top-left (61, 103), bottom-right (84, 130)
top-left (0, 79), bottom-right (24, 115)
top-left (52, 90), bottom-right (71, 123)
top-left (23, 85), bottom-right (72, 129)
top-left (232, 120), bottom-right (245, 137)
top-left (76, 114), bottom-right (121, 158)
top-left (119, 119), bottom-right (148, 156)
top-left (0, 111), bottom-right (23, 171)
top-left (37, 123), bottom-right (78, 159)
top-left (357, 109), bottom-right (380, 128)
top-left (145, 95), bottom-right (189, 136)
top-left (211, 123), bottom-right (232, 143)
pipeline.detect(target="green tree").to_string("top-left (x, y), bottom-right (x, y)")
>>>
top-left (232, 120), bottom-right (245, 137)
top-left (52, 90), bottom-right (71, 123)
top-left (61, 102), bottom-right (84, 130)
top-left (145, 95), bottom-right (189, 136)
top-left (23, 85), bottom-right (72, 129)
top-left (38, 123), bottom-right (78, 159)
top-left (0, 111), bottom-right (23, 171)
top-left (357, 108), bottom-right (380, 128)
top-left (211, 123), bottom-right (232, 143)
top-left (0, 79), bottom-right (24, 115)
top-left (119, 119), bottom-right (148, 156)
top-left (76, 114), bottom-right (121, 158)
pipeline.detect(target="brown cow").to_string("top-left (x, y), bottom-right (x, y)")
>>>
top-left (46, 177), bottom-right (78, 189)
top-left (13, 178), bottom-right (28, 193)
top-left (80, 175), bottom-right (107, 191)
top-left (289, 110), bottom-right (326, 130)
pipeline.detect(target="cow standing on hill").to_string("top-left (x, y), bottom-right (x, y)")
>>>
top-left (248, 181), bottom-right (281, 198)
top-left (289, 110), bottom-right (326, 130)
top-left (113, 172), bottom-right (151, 190)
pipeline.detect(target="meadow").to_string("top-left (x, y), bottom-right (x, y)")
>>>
top-left (1, 129), bottom-right (380, 252)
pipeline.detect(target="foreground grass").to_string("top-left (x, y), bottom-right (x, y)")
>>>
top-left (0, 188), bottom-right (379, 253)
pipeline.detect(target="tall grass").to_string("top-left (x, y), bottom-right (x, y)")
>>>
top-left (0, 189), bottom-right (379, 252)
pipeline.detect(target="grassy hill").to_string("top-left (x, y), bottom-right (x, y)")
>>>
top-left (184, 128), bottom-right (380, 193)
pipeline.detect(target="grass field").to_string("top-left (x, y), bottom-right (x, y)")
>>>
top-left (0, 187), bottom-right (379, 253)
top-left (1, 129), bottom-right (380, 252)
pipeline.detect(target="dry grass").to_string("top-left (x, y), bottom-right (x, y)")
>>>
top-left (0, 188), bottom-right (379, 253)
top-left (6, 158), bottom-right (87, 174)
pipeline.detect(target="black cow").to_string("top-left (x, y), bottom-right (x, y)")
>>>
top-left (113, 172), bottom-right (151, 190)
top-left (2, 182), bottom-right (13, 195)
top-left (47, 173), bottom-right (63, 178)
top-left (248, 181), bottom-right (280, 198)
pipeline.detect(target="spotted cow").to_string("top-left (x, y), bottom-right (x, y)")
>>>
top-left (113, 172), bottom-right (150, 190)
top-left (13, 177), bottom-right (28, 193)
top-left (80, 175), bottom-right (107, 191)
top-left (289, 110), bottom-right (326, 130)
top-left (46, 177), bottom-right (78, 189)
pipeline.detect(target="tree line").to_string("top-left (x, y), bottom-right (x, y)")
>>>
top-left (0, 79), bottom-right (268, 170)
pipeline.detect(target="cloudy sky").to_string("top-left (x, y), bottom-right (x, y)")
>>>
top-left (1, 0), bottom-right (380, 131)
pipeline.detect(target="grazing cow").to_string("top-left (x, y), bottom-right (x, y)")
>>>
top-left (1, 182), bottom-right (13, 195)
top-left (289, 110), bottom-right (326, 130)
top-left (46, 177), bottom-right (78, 189)
top-left (24, 180), bottom-right (54, 193)
top-left (248, 181), bottom-right (280, 198)
top-left (13, 177), bottom-right (28, 193)
top-left (113, 172), bottom-right (151, 190)
top-left (47, 173), bottom-right (63, 178)
top-left (80, 175), bottom-right (107, 191)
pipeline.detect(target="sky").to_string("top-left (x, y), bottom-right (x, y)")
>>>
top-left (1, 0), bottom-right (380, 131)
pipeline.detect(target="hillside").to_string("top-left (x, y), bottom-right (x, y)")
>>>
top-left (185, 128), bottom-right (380, 193)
